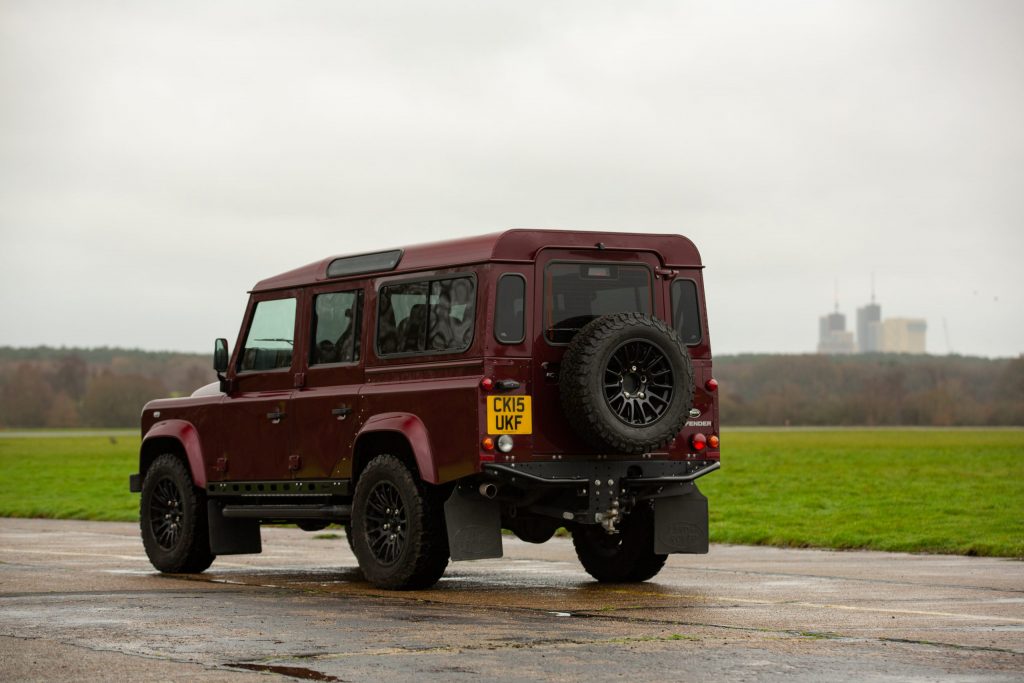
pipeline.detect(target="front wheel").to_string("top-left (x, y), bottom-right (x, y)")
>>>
top-left (139, 454), bottom-right (215, 573)
top-left (572, 503), bottom-right (667, 583)
top-left (351, 454), bottom-right (449, 590)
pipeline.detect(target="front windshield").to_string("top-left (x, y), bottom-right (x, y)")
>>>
top-left (544, 262), bottom-right (652, 344)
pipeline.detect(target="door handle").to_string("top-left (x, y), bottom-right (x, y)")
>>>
top-left (266, 411), bottom-right (286, 423)
top-left (331, 406), bottom-right (352, 420)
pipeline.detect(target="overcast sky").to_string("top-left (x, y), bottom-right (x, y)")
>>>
top-left (1, 1), bottom-right (1022, 357)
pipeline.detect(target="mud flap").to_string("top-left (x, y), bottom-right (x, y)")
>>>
top-left (653, 486), bottom-right (709, 554)
top-left (207, 501), bottom-right (262, 555)
top-left (444, 485), bottom-right (502, 561)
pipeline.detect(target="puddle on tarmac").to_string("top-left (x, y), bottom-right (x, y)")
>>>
top-left (229, 662), bottom-right (344, 681)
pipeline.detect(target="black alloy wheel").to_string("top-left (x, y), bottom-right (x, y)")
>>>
top-left (149, 477), bottom-right (185, 550)
top-left (604, 339), bottom-right (675, 426)
top-left (364, 480), bottom-right (408, 566)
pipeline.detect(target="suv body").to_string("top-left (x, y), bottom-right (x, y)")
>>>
top-left (131, 229), bottom-right (720, 588)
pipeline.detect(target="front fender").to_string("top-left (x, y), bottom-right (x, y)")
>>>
top-left (141, 419), bottom-right (207, 488)
top-left (355, 412), bottom-right (437, 483)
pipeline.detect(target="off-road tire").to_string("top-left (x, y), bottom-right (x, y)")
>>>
top-left (140, 454), bottom-right (215, 573)
top-left (351, 454), bottom-right (449, 590)
top-left (560, 312), bottom-right (694, 454)
top-left (572, 503), bottom-right (667, 583)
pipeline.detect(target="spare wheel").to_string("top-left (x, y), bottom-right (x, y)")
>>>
top-left (559, 312), bottom-right (694, 454)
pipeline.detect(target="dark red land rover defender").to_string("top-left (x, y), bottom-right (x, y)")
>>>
top-left (130, 229), bottom-right (720, 589)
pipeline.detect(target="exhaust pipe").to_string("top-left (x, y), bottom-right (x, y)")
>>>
top-left (478, 482), bottom-right (498, 499)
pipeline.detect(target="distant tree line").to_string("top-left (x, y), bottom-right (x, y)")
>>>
top-left (0, 347), bottom-right (211, 428)
top-left (716, 354), bottom-right (1024, 426)
top-left (0, 347), bottom-right (1021, 428)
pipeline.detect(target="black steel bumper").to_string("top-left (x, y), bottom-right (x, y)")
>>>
top-left (482, 459), bottom-right (719, 487)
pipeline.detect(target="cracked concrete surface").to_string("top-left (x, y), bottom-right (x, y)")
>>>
top-left (1, 518), bottom-right (1021, 681)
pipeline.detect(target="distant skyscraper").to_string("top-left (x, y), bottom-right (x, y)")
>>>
top-left (818, 310), bottom-right (855, 354)
top-left (857, 302), bottom-right (881, 352)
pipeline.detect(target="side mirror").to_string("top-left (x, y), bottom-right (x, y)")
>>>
top-left (213, 338), bottom-right (229, 374)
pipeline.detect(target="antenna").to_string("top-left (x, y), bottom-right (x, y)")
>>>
top-left (871, 269), bottom-right (876, 304)
top-left (834, 278), bottom-right (839, 313)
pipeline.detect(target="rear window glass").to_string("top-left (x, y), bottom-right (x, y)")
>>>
top-left (494, 274), bottom-right (526, 344)
top-left (671, 279), bottom-right (702, 345)
top-left (377, 276), bottom-right (475, 355)
top-left (544, 263), bottom-right (652, 344)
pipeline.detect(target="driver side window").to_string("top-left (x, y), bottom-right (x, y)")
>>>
top-left (239, 298), bottom-right (296, 371)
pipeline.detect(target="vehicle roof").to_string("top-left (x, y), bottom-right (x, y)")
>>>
top-left (252, 228), bottom-right (702, 292)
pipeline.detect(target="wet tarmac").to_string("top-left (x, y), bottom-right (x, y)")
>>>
top-left (1, 518), bottom-right (1021, 681)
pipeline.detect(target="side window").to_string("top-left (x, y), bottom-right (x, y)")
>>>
top-left (240, 298), bottom-right (296, 371)
top-left (378, 282), bottom-right (428, 353)
top-left (310, 290), bottom-right (363, 365)
top-left (494, 274), bottom-right (526, 344)
top-left (377, 276), bottom-right (475, 355)
top-left (671, 279), bottom-right (703, 345)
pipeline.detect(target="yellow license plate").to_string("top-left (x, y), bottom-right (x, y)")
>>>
top-left (487, 395), bottom-right (532, 434)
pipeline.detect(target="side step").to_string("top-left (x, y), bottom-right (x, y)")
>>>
top-left (221, 504), bottom-right (352, 521)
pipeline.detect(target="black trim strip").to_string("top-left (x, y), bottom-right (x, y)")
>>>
top-left (207, 479), bottom-right (350, 496)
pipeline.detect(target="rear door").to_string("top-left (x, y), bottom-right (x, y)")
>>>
top-left (530, 247), bottom-right (666, 455)
top-left (288, 285), bottom-right (366, 479)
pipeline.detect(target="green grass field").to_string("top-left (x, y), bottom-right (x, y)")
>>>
top-left (701, 429), bottom-right (1024, 557)
top-left (0, 429), bottom-right (1021, 557)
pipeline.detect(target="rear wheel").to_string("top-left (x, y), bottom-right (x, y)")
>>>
top-left (572, 503), bottom-right (667, 583)
top-left (140, 454), bottom-right (215, 573)
top-left (351, 454), bottom-right (449, 589)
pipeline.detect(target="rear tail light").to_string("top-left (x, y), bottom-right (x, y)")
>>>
top-left (691, 433), bottom-right (707, 451)
top-left (480, 377), bottom-right (495, 391)
top-left (481, 437), bottom-right (495, 451)
top-left (705, 378), bottom-right (718, 392)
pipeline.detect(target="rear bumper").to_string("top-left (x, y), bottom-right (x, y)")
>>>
top-left (482, 459), bottom-right (719, 487)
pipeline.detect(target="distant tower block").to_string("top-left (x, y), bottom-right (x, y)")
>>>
top-left (818, 310), bottom-right (855, 354)
top-left (857, 302), bottom-right (881, 352)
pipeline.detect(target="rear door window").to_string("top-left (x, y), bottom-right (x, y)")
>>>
top-left (671, 279), bottom-right (702, 345)
top-left (544, 263), bottom-right (651, 344)
top-left (310, 290), bottom-right (363, 365)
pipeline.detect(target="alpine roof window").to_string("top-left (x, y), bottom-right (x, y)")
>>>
top-left (326, 250), bottom-right (402, 278)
